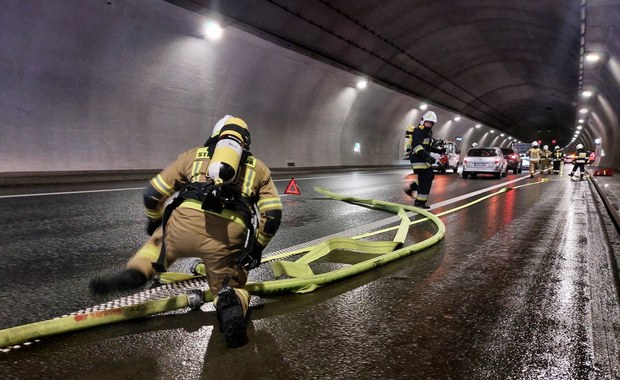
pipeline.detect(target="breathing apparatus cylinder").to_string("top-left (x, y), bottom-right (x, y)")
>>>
top-left (207, 117), bottom-right (250, 186)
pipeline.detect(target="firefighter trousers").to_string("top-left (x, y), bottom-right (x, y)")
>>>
top-left (413, 168), bottom-right (434, 202)
top-left (126, 206), bottom-right (251, 314)
top-left (571, 163), bottom-right (586, 176)
top-left (529, 160), bottom-right (539, 176)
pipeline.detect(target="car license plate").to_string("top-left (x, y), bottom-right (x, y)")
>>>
top-left (474, 163), bottom-right (485, 167)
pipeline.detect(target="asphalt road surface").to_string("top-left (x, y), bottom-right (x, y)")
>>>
top-left (1, 168), bottom-right (619, 379)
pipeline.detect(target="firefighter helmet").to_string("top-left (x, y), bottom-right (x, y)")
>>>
top-left (576, 144), bottom-right (584, 149)
top-left (531, 141), bottom-right (538, 147)
top-left (211, 115), bottom-right (233, 138)
top-left (421, 111), bottom-right (437, 123)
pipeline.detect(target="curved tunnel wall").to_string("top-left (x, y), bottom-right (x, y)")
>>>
top-left (0, 0), bottom-right (519, 173)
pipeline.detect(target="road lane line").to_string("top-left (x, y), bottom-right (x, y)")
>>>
top-left (0, 187), bottom-right (146, 199)
top-left (0, 170), bottom-right (407, 199)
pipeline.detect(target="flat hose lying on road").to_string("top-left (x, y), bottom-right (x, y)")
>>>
top-left (0, 182), bottom-right (547, 350)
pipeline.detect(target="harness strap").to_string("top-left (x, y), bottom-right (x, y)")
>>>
top-left (152, 178), bottom-right (255, 273)
top-left (153, 196), bottom-right (185, 273)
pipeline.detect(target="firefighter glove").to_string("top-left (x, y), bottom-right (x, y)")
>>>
top-left (146, 218), bottom-right (162, 236)
top-left (243, 244), bottom-right (264, 270)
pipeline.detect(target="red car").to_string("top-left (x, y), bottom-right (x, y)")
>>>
top-left (500, 148), bottom-right (522, 174)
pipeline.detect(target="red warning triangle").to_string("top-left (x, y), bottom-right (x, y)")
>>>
top-left (284, 178), bottom-right (301, 195)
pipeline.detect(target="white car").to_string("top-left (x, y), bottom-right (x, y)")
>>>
top-left (520, 153), bottom-right (530, 169)
top-left (462, 147), bottom-right (508, 179)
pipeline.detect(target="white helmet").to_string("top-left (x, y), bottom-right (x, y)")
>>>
top-left (531, 141), bottom-right (538, 147)
top-left (211, 115), bottom-right (233, 138)
top-left (421, 111), bottom-right (437, 123)
top-left (471, 142), bottom-right (479, 148)
top-left (543, 145), bottom-right (548, 150)
top-left (555, 146), bottom-right (560, 150)
top-left (576, 144), bottom-right (584, 149)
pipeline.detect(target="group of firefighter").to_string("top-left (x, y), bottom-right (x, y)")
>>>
top-left (526, 141), bottom-right (590, 180)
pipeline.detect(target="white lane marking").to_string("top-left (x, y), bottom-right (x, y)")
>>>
top-left (0, 170), bottom-right (407, 199)
top-left (0, 187), bottom-right (146, 199)
top-left (273, 169), bottom-right (404, 182)
top-left (429, 175), bottom-right (529, 210)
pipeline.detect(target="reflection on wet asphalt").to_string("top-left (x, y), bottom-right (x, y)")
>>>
top-left (1, 169), bottom-right (619, 379)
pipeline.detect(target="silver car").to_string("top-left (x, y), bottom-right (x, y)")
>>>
top-left (462, 147), bottom-right (508, 179)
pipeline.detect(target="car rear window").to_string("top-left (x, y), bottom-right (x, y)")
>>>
top-left (468, 148), bottom-right (498, 157)
top-left (500, 148), bottom-right (515, 156)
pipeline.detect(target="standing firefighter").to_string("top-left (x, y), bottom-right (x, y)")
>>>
top-left (540, 145), bottom-right (553, 174)
top-left (90, 115), bottom-right (283, 348)
top-left (527, 141), bottom-right (541, 178)
top-left (403, 110), bottom-right (444, 209)
top-left (552, 146), bottom-right (564, 175)
top-left (569, 144), bottom-right (589, 180)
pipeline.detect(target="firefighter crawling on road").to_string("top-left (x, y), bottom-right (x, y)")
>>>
top-left (90, 115), bottom-right (283, 348)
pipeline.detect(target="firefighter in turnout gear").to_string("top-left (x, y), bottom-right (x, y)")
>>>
top-left (403, 110), bottom-right (444, 209)
top-left (569, 144), bottom-right (589, 180)
top-left (552, 146), bottom-right (564, 175)
top-left (540, 145), bottom-right (553, 175)
top-left (527, 141), bottom-right (541, 178)
top-left (90, 116), bottom-right (283, 348)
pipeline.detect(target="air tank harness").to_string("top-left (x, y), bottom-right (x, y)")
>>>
top-left (152, 181), bottom-right (252, 273)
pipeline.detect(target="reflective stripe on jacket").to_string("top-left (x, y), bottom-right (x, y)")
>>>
top-left (575, 149), bottom-right (588, 164)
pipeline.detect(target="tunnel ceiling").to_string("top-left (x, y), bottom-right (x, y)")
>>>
top-left (165, 0), bottom-right (587, 145)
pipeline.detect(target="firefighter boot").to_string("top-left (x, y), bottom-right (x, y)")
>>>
top-left (216, 286), bottom-right (248, 348)
top-left (414, 199), bottom-right (431, 209)
top-left (568, 172), bottom-right (574, 177)
top-left (404, 182), bottom-right (418, 197)
top-left (89, 269), bottom-right (147, 295)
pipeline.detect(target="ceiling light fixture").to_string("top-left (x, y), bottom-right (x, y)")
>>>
top-left (204, 21), bottom-right (223, 40)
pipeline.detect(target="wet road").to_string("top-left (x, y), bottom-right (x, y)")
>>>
top-left (1, 168), bottom-right (619, 379)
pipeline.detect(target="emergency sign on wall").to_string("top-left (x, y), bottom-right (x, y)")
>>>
top-left (354, 142), bottom-right (361, 153)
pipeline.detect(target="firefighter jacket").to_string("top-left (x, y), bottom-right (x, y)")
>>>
top-left (409, 125), bottom-right (438, 169)
top-left (527, 148), bottom-right (541, 162)
top-left (574, 148), bottom-right (589, 164)
top-left (143, 145), bottom-right (282, 249)
top-left (541, 149), bottom-right (552, 161)
top-left (552, 150), bottom-right (564, 161)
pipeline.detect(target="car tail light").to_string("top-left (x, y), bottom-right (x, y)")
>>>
top-left (464, 157), bottom-right (468, 164)
top-left (511, 154), bottom-right (518, 159)
top-left (494, 158), bottom-right (500, 164)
